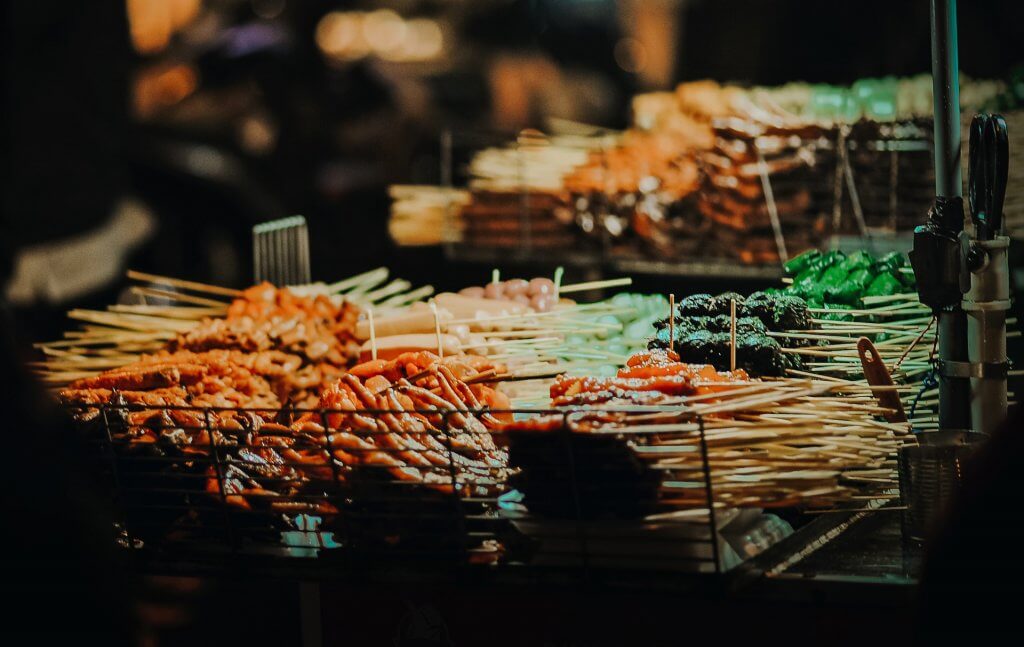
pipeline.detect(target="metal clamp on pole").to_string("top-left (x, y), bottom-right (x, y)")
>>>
top-left (937, 359), bottom-right (1010, 380)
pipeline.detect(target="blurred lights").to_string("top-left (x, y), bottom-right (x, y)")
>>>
top-left (251, 0), bottom-right (285, 20)
top-left (133, 63), bottom-right (199, 118)
top-left (127, 0), bottom-right (201, 54)
top-left (315, 11), bottom-right (443, 63)
top-left (614, 37), bottom-right (648, 73)
top-left (362, 10), bottom-right (406, 52)
top-left (316, 12), bottom-right (366, 60)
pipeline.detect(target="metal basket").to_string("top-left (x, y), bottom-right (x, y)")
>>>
top-left (897, 430), bottom-right (987, 543)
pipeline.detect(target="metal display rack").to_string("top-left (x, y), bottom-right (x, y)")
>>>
top-left (70, 401), bottom-right (892, 587)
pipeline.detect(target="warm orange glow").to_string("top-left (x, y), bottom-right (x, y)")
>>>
top-left (132, 63), bottom-right (199, 118)
top-left (127, 0), bottom-right (201, 55)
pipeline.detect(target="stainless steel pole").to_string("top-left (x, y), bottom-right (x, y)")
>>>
top-left (929, 0), bottom-right (971, 431)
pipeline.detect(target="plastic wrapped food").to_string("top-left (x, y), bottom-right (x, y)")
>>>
top-left (839, 250), bottom-right (874, 273)
top-left (874, 251), bottom-right (905, 276)
top-left (864, 272), bottom-right (902, 297)
top-left (783, 249), bottom-right (821, 275)
top-left (825, 267), bottom-right (872, 305)
top-left (819, 303), bottom-right (855, 322)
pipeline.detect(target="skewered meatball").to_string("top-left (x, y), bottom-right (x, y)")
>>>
top-left (677, 293), bottom-right (718, 317)
top-left (771, 295), bottom-right (811, 330)
top-left (675, 330), bottom-right (714, 364)
top-left (716, 292), bottom-right (746, 311)
top-left (737, 334), bottom-right (786, 376)
top-left (740, 291), bottom-right (774, 327)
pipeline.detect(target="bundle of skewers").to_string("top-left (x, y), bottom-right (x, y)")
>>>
top-left (33, 267), bottom-right (434, 387)
top-left (503, 349), bottom-right (912, 513)
top-left (35, 265), bottom-right (655, 411)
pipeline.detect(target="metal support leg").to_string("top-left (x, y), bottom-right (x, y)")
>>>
top-left (300, 581), bottom-right (322, 647)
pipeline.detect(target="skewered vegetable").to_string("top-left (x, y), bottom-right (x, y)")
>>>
top-left (648, 291), bottom-right (813, 376)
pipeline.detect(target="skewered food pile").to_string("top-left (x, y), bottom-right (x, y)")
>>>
top-left (456, 139), bottom-right (588, 250)
top-left (62, 352), bottom-right (511, 516)
top-left (396, 75), bottom-right (1006, 265)
top-left (648, 291), bottom-right (814, 376)
top-left (549, 350), bottom-right (749, 407)
top-left (60, 349), bottom-right (302, 413)
top-left (503, 348), bottom-right (910, 511)
top-left (33, 267), bottom-right (434, 387)
top-left (457, 276), bottom-right (563, 312)
top-left (387, 185), bottom-right (469, 247)
top-left (169, 282), bottom-right (362, 407)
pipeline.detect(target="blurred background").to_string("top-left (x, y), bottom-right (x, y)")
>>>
top-left (4, 0), bottom-right (1024, 345)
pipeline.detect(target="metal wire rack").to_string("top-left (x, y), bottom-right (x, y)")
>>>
top-left (66, 402), bottom-right (782, 579)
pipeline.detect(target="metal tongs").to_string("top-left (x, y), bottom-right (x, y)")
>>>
top-left (968, 113), bottom-right (1008, 241)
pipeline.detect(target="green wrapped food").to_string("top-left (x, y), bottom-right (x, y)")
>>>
top-left (809, 264), bottom-right (848, 301)
top-left (737, 333), bottom-right (786, 376)
top-left (839, 250), bottom-right (875, 273)
top-left (817, 250), bottom-right (847, 271)
top-left (874, 251), bottom-right (905, 275)
top-left (784, 250), bottom-right (821, 276)
top-left (791, 266), bottom-right (822, 297)
top-left (864, 272), bottom-right (902, 297)
top-left (896, 266), bottom-right (917, 288)
top-left (825, 267), bottom-right (873, 305)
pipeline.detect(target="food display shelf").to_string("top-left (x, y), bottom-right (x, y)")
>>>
top-left (444, 244), bottom-right (785, 281)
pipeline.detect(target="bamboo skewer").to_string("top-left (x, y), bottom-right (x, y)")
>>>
top-left (131, 286), bottom-right (230, 308)
top-left (126, 270), bottom-right (241, 298)
top-left (557, 277), bottom-right (633, 294)
top-left (729, 298), bottom-right (737, 372)
top-left (326, 267), bottom-right (388, 293)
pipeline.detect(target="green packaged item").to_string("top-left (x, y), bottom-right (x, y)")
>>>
top-left (822, 264), bottom-right (848, 284)
top-left (824, 282), bottom-right (859, 305)
top-left (864, 272), bottom-right (902, 297)
top-left (784, 250), bottom-right (821, 276)
top-left (817, 250), bottom-right (846, 271)
top-left (792, 266), bottom-right (821, 296)
top-left (874, 251), bottom-right (906, 275)
top-left (825, 267), bottom-right (873, 304)
top-left (896, 266), bottom-right (917, 288)
top-left (839, 250), bottom-right (875, 273)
